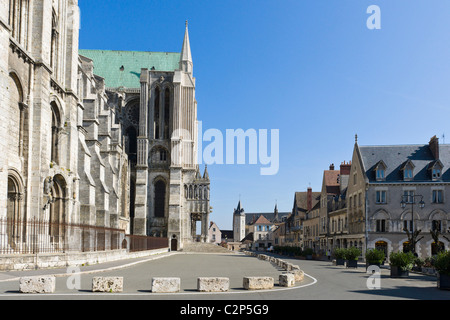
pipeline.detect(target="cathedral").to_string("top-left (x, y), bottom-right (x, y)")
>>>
top-left (0, 0), bottom-right (210, 252)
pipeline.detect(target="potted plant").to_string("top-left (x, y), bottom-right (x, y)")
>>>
top-left (433, 250), bottom-right (450, 290)
top-left (389, 251), bottom-right (415, 278)
top-left (345, 247), bottom-right (361, 268)
top-left (365, 248), bottom-right (385, 269)
top-left (333, 248), bottom-right (346, 266)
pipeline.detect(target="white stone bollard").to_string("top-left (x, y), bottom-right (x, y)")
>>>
top-left (151, 277), bottom-right (181, 293)
top-left (243, 277), bottom-right (274, 290)
top-left (19, 276), bottom-right (56, 294)
top-left (279, 273), bottom-right (295, 287)
top-left (197, 277), bottom-right (230, 292)
top-left (92, 277), bottom-right (123, 293)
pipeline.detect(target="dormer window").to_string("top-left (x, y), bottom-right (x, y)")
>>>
top-left (376, 168), bottom-right (385, 179)
top-left (374, 160), bottom-right (387, 181)
top-left (428, 160), bottom-right (444, 181)
top-left (433, 168), bottom-right (441, 179)
top-left (400, 160), bottom-right (415, 181)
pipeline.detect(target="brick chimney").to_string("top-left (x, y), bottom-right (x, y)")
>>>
top-left (307, 187), bottom-right (312, 211)
top-left (429, 135), bottom-right (439, 160)
top-left (340, 161), bottom-right (351, 175)
top-left (329, 163), bottom-right (335, 171)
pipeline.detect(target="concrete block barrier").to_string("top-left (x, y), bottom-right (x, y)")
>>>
top-left (287, 269), bottom-right (305, 282)
top-left (243, 276), bottom-right (274, 290)
top-left (19, 276), bottom-right (56, 294)
top-left (279, 273), bottom-right (295, 287)
top-left (197, 277), bottom-right (230, 292)
top-left (151, 277), bottom-right (181, 293)
top-left (92, 277), bottom-right (123, 293)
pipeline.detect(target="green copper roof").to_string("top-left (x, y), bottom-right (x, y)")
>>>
top-left (79, 50), bottom-right (181, 88)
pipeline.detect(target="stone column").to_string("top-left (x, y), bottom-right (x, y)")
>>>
top-left (133, 69), bottom-right (149, 235)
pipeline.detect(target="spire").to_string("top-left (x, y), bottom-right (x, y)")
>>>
top-left (180, 20), bottom-right (193, 73)
top-left (234, 200), bottom-right (244, 215)
top-left (203, 165), bottom-right (209, 180)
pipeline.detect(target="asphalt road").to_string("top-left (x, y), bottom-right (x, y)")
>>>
top-left (0, 252), bottom-right (449, 301)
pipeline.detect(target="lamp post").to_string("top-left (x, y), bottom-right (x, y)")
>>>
top-left (400, 194), bottom-right (425, 254)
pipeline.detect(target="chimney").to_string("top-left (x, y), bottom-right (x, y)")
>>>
top-left (429, 136), bottom-right (439, 160)
top-left (329, 163), bottom-right (335, 171)
top-left (307, 187), bottom-right (312, 211)
top-left (340, 161), bottom-right (351, 175)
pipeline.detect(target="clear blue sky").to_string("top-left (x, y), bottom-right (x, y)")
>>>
top-left (79, 0), bottom-right (450, 230)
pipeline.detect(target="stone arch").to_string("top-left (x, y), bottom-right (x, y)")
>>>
top-left (7, 168), bottom-right (25, 249)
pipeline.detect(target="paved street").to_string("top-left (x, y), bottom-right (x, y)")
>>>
top-left (0, 252), bottom-right (449, 300)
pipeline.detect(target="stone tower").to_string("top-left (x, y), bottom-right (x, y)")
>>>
top-left (80, 21), bottom-right (211, 250)
top-left (233, 201), bottom-right (245, 242)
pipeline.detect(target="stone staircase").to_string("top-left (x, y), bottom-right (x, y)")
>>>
top-left (181, 242), bottom-right (233, 253)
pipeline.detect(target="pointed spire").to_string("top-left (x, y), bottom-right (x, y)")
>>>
top-left (180, 20), bottom-right (193, 73)
top-left (203, 165), bottom-right (209, 180)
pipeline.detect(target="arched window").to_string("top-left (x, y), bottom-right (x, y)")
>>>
top-left (7, 172), bottom-right (24, 249)
top-left (9, 73), bottom-right (25, 157)
top-left (49, 174), bottom-right (67, 244)
top-left (154, 87), bottom-right (160, 139)
top-left (154, 180), bottom-right (166, 218)
top-left (50, 9), bottom-right (59, 75)
top-left (50, 102), bottom-right (61, 164)
top-left (164, 88), bottom-right (170, 139)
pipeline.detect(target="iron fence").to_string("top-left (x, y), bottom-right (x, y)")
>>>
top-left (0, 218), bottom-right (169, 255)
top-left (0, 217), bottom-right (124, 254)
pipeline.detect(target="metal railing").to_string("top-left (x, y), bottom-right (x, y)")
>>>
top-left (0, 217), bottom-right (123, 255)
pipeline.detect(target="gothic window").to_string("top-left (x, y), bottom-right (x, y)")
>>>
top-left (50, 102), bottom-right (61, 164)
top-left (7, 172), bottom-right (24, 248)
top-left (164, 88), bottom-right (170, 139)
top-left (9, 73), bottom-right (25, 157)
top-left (154, 180), bottom-right (166, 218)
top-left (50, 10), bottom-right (59, 76)
top-left (125, 127), bottom-right (137, 155)
top-left (9, 0), bottom-right (29, 47)
top-left (49, 174), bottom-right (67, 244)
top-left (154, 87), bottom-right (160, 139)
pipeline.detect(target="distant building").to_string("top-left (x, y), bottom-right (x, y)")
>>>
top-left (250, 215), bottom-right (275, 251)
top-left (208, 221), bottom-right (222, 244)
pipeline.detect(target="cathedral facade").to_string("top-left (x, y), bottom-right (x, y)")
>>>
top-left (0, 0), bottom-right (210, 252)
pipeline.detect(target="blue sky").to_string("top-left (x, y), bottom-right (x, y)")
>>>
top-left (79, 0), bottom-right (450, 230)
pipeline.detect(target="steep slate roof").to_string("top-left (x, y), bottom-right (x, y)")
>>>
top-left (358, 144), bottom-right (450, 182)
top-left (79, 50), bottom-right (181, 88)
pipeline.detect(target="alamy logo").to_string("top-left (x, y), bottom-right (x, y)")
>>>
top-left (67, 5), bottom-right (81, 30)
top-left (171, 122), bottom-right (280, 176)
top-left (198, 122), bottom-right (280, 176)
top-left (367, 5), bottom-right (381, 30)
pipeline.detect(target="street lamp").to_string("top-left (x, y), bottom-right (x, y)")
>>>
top-left (400, 194), bottom-right (425, 254)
